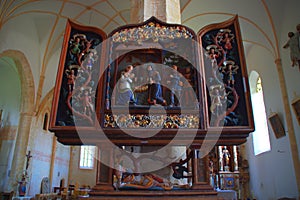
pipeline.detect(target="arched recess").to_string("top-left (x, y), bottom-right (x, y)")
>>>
top-left (34, 88), bottom-right (58, 190)
top-left (0, 50), bottom-right (35, 191)
top-left (36, 88), bottom-right (53, 125)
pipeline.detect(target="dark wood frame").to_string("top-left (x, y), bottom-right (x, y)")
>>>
top-left (96, 16), bottom-right (209, 146)
top-left (197, 15), bottom-right (254, 143)
top-left (48, 19), bottom-right (108, 144)
top-left (49, 16), bottom-right (254, 146)
top-left (268, 112), bottom-right (285, 139)
top-left (291, 97), bottom-right (300, 125)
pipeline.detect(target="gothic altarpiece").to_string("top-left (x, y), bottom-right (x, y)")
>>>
top-left (49, 16), bottom-right (253, 199)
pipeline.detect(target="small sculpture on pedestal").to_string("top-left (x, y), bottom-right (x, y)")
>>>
top-left (222, 146), bottom-right (231, 171)
top-left (17, 151), bottom-right (32, 196)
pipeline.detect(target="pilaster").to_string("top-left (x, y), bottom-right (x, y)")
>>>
top-left (130, 0), bottom-right (181, 24)
top-left (275, 58), bottom-right (300, 195)
top-left (8, 112), bottom-right (33, 191)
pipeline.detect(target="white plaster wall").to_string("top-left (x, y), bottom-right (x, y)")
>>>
top-left (51, 142), bottom-right (70, 190)
top-left (0, 63), bottom-right (21, 126)
top-left (0, 140), bottom-right (15, 192)
top-left (27, 131), bottom-right (53, 196)
top-left (279, 3), bottom-right (300, 160)
top-left (244, 32), bottom-right (298, 199)
top-left (0, 15), bottom-right (40, 99)
top-left (26, 110), bottom-right (70, 196)
top-left (243, 2), bottom-right (300, 199)
top-left (68, 146), bottom-right (97, 188)
top-left (0, 63), bottom-right (21, 192)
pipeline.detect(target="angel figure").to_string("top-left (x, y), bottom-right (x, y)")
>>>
top-left (205, 45), bottom-right (222, 77)
top-left (65, 69), bottom-right (76, 93)
top-left (69, 34), bottom-right (86, 61)
top-left (221, 60), bottom-right (239, 86)
top-left (116, 65), bottom-right (136, 105)
top-left (205, 45), bottom-right (221, 64)
top-left (209, 84), bottom-right (227, 115)
top-left (217, 29), bottom-right (234, 51)
top-left (82, 49), bottom-right (98, 72)
top-left (80, 88), bottom-right (94, 117)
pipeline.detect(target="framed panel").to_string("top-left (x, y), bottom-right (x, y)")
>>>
top-left (49, 16), bottom-right (254, 145)
top-left (268, 113), bottom-right (285, 139)
top-left (49, 19), bottom-right (107, 137)
top-left (96, 17), bottom-right (208, 145)
top-left (291, 97), bottom-right (300, 125)
top-left (197, 15), bottom-right (254, 135)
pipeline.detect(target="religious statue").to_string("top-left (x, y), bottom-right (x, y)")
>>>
top-left (217, 29), bottom-right (235, 52)
top-left (283, 31), bottom-right (300, 69)
top-left (222, 146), bottom-right (231, 171)
top-left (113, 161), bottom-right (173, 191)
top-left (116, 65), bottom-right (136, 105)
top-left (221, 60), bottom-right (239, 87)
top-left (18, 175), bottom-right (27, 196)
top-left (205, 45), bottom-right (221, 64)
top-left (82, 49), bottom-right (98, 72)
top-left (167, 65), bottom-right (183, 107)
top-left (209, 84), bottom-right (227, 115)
top-left (17, 151), bottom-right (32, 196)
top-left (181, 67), bottom-right (196, 107)
top-left (80, 89), bottom-right (94, 117)
top-left (65, 69), bottom-right (76, 93)
top-left (146, 65), bottom-right (166, 106)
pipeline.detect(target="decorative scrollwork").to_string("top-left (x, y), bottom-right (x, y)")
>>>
top-left (112, 22), bottom-right (193, 45)
top-left (104, 114), bottom-right (199, 129)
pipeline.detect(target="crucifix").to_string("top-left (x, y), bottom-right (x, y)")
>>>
top-left (25, 150), bottom-right (32, 171)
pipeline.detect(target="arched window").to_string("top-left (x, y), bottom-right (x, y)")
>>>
top-left (79, 145), bottom-right (96, 169)
top-left (249, 71), bottom-right (271, 155)
top-left (43, 113), bottom-right (49, 131)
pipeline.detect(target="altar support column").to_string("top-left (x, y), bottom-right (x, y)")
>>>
top-left (191, 149), bottom-right (216, 192)
top-left (91, 143), bottom-right (114, 193)
top-left (233, 145), bottom-right (238, 172)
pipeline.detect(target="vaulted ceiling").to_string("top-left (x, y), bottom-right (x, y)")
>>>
top-left (0, 0), bottom-right (298, 98)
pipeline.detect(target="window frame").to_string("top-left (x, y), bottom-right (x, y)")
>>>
top-left (250, 71), bottom-right (271, 156)
top-left (79, 145), bottom-right (96, 170)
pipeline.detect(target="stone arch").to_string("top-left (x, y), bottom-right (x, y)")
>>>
top-left (0, 50), bottom-right (35, 113)
top-left (0, 50), bottom-right (35, 191)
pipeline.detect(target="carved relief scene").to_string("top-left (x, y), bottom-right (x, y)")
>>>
top-left (102, 18), bottom-right (205, 131)
top-left (54, 21), bottom-right (106, 127)
top-left (199, 19), bottom-right (252, 128)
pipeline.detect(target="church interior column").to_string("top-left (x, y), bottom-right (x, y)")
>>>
top-left (275, 58), bottom-right (300, 194)
top-left (8, 111), bottom-right (33, 192)
top-left (130, 0), bottom-right (181, 24)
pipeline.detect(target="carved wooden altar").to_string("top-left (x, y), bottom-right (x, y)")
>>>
top-left (49, 15), bottom-right (254, 199)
